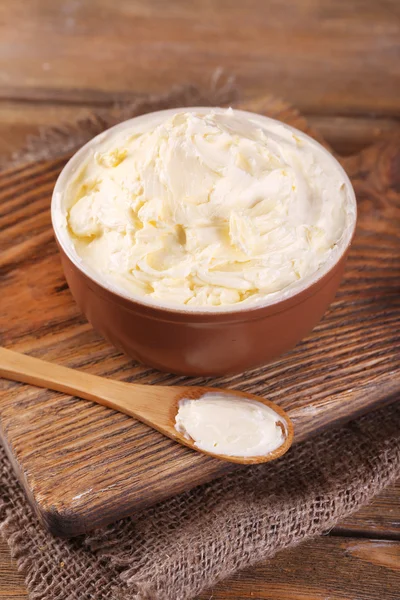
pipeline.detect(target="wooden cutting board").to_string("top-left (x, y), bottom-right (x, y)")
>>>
top-left (1, 98), bottom-right (399, 538)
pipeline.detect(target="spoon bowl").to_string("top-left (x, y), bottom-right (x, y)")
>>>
top-left (0, 347), bottom-right (293, 464)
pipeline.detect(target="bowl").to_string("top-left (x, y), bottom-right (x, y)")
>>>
top-left (51, 108), bottom-right (357, 376)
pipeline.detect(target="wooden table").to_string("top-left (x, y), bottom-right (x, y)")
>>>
top-left (1, 483), bottom-right (399, 599)
top-left (0, 1), bottom-right (399, 597)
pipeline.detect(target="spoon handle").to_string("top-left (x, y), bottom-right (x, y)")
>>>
top-left (0, 346), bottom-right (146, 413)
top-left (0, 347), bottom-right (181, 441)
top-left (0, 346), bottom-right (110, 396)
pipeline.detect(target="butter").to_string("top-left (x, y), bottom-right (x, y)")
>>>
top-left (65, 108), bottom-right (355, 309)
top-left (175, 393), bottom-right (285, 458)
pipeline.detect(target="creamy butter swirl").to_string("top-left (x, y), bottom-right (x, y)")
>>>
top-left (175, 393), bottom-right (286, 458)
top-left (65, 109), bottom-right (354, 308)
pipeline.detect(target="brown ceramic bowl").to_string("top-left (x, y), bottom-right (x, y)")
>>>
top-left (51, 108), bottom-right (357, 376)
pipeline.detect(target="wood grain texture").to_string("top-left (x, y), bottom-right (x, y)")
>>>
top-left (197, 537), bottom-right (400, 599)
top-left (1, 0), bottom-right (399, 594)
top-left (0, 348), bottom-right (294, 465)
top-left (0, 102), bottom-right (92, 161)
top-left (1, 102), bottom-right (400, 160)
top-left (2, 480), bottom-right (399, 600)
top-left (2, 537), bottom-right (399, 600)
top-left (1, 0), bottom-right (400, 117)
top-left (334, 480), bottom-right (400, 540)
top-left (0, 541), bottom-right (26, 599)
top-left (309, 115), bottom-right (400, 156)
top-left (0, 99), bottom-right (399, 537)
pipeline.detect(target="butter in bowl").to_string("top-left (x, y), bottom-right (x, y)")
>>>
top-left (51, 107), bottom-right (356, 376)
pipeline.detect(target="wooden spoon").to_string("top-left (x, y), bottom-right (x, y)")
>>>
top-left (0, 347), bottom-right (293, 464)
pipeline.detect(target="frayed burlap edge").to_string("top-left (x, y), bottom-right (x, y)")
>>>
top-left (1, 405), bottom-right (399, 600)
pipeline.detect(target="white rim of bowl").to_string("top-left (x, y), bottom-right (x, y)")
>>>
top-left (51, 107), bottom-right (357, 315)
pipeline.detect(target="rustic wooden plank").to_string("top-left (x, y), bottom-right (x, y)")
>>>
top-left (0, 0), bottom-right (399, 116)
top-left (198, 537), bottom-right (400, 599)
top-left (1, 101), bottom-right (399, 159)
top-left (0, 102), bottom-right (399, 536)
top-left (0, 102), bottom-right (91, 161)
top-left (1, 477), bottom-right (398, 598)
top-left (1, 0), bottom-right (399, 594)
top-left (333, 480), bottom-right (400, 540)
top-left (2, 535), bottom-right (399, 600)
top-left (309, 115), bottom-right (400, 156)
top-left (0, 541), bottom-right (26, 599)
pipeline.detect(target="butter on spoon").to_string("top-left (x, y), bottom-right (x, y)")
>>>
top-left (175, 393), bottom-right (288, 459)
top-left (0, 347), bottom-right (293, 465)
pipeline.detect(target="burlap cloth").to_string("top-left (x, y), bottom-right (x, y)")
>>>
top-left (1, 82), bottom-right (399, 600)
